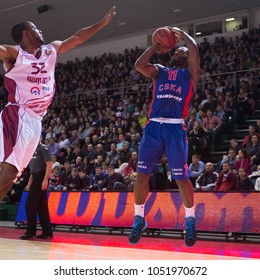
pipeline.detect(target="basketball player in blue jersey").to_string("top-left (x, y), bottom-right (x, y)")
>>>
top-left (128, 27), bottom-right (201, 247)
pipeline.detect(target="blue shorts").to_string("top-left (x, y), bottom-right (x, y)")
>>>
top-left (137, 121), bottom-right (190, 180)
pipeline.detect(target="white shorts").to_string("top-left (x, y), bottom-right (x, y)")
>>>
top-left (0, 104), bottom-right (42, 177)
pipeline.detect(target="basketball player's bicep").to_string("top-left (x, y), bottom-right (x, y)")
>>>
top-left (0, 45), bottom-right (17, 60)
top-left (135, 63), bottom-right (159, 79)
top-left (53, 35), bottom-right (84, 54)
top-left (0, 46), bottom-right (7, 60)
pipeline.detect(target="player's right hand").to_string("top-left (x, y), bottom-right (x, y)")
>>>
top-left (103, 6), bottom-right (116, 25)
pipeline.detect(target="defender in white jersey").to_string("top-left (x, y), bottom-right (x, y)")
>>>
top-left (0, 6), bottom-right (116, 202)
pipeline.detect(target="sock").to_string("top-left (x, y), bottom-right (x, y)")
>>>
top-left (134, 203), bottom-right (145, 217)
top-left (184, 206), bottom-right (195, 218)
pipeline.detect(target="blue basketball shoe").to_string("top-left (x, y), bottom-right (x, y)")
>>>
top-left (184, 217), bottom-right (197, 247)
top-left (128, 215), bottom-right (147, 245)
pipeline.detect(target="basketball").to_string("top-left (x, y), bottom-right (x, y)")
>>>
top-left (152, 27), bottom-right (177, 49)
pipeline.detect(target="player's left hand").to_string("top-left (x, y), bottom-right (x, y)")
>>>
top-left (103, 6), bottom-right (116, 25)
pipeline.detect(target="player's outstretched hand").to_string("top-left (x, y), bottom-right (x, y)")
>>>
top-left (103, 6), bottom-right (116, 25)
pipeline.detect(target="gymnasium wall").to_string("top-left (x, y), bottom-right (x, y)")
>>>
top-left (57, 7), bottom-right (260, 64)
top-left (16, 192), bottom-right (260, 234)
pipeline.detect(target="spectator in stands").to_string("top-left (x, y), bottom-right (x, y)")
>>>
top-left (125, 151), bottom-right (138, 174)
top-left (229, 138), bottom-right (240, 154)
top-left (115, 156), bottom-right (129, 174)
top-left (216, 147), bottom-right (237, 172)
top-left (215, 80), bottom-right (224, 94)
top-left (188, 154), bottom-right (205, 187)
top-left (245, 134), bottom-right (260, 172)
top-left (138, 110), bottom-right (148, 128)
top-left (93, 143), bottom-right (107, 162)
top-left (190, 92), bottom-right (202, 111)
top-left (202, 94), bottom-right (217, 113)
top-left (188, 121), bottom-right (208, 154)
top-left (106, 142), bottom-right (120, 166)
top-left (223, 79), bottom-right (235, 96)
top-left (47, 165), bottom-right (61, 191)
top-left (58, 132), bottom-right (70, 150)
top-left (186, 111), bottom-right (196, 135)
top-left (100, 127), bottom-right (113, 151)
top-left (71, 145), bottom-right (84, 163)
top-left (84, 143), bottom-right (95, 170)
top-left (63, 167), bottom-right (81, 191)
top-left (101, 165), bottom-right (126, 191)
top-left (78, 169), bottom-right (93, 191)
top-left (216, 103), bottom-right (228, 125)
top-left (237, 86), bottom-right (250, 122)
top-left (236, 167), bottom-right (254, 191)
top-left (195, 162), bottom-right (218, 191)
top-left (247, 77), bottom-right (258, 102)
top-left (81, 137), bottom-right (92, 156)
top-left (63, 146), bottom-right (76, 163)
top-left (224, 93), bottom-right (237, 123)
top-left (202, 108), bottom-right (222, 145)
top-left (53, 118), bottom-right (63, 140)
top-left (128, 133), bottom-right (139, 152)
top-left (82, 122), bottom-right (92, 138)
top-left (90, 155), bottom-right (104, 176)
top-left (101, 161), bottom-right (109, 175)
top-left (242, 124), bottom-right (258, 148)
top-left (45, 126), bottom-right (56, 141)
top-left (125, 172), bottom-right (138, 191)
top-left (51, 155), bottom-right (61, 170)
top-left (235, 149), bottom-right (251, 176)
top-left (58, 161), bottom-right (71, 188)
top-left (91, 134), bottom-right (101, 149)
top-left (196, 108), bottom-right (205, 123)
top-left (74, 156), bottom-right (84, 171)
top-left (216, 92), bottom-right (225, 108)
top-left (48, 137), bottom-right (61, 159)
top-left (91, 166), bottom-right (108, 191)
top-left (116, 134), bottom-right (126, 152)
top-left (213, 162), bottom-right (237, 192)
top-left (248, 93), bottom-right (256, 116)
top-left (69, 129), bottom-right (80, 149)
top-left (119, 141), bottom-right (131, 162)
top-left (128, 126), bottom-right (141, 142)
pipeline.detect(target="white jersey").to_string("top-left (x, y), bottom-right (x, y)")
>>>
top-left (4, 44), bottom-right (57, 118)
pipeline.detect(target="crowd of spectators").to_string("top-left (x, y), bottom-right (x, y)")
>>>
top-left (1, 27), bottom-right (260, 202)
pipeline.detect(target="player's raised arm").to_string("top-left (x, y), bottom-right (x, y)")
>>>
top-left (169, 27), bottom-right (201, 84)
top-left (51, 6), bottom-right (116, 55)
top-left (134, 44), bottom-right (164, 80)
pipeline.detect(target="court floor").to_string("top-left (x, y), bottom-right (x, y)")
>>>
top-left (0, 225), bottom-right (259, 260)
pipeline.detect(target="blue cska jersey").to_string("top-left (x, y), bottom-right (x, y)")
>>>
top-left (149, 65), bottom-right (194, 119)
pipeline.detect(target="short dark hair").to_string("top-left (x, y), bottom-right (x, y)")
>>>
top-left (11, 21), bottom-right (31, 43)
